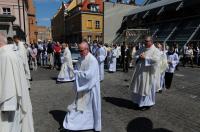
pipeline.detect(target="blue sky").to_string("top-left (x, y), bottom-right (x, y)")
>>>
top-left (34, 0), bottom-right (144, 27)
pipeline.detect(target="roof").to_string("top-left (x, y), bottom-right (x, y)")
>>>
top-left (126, 0), bottom-right (182, 17)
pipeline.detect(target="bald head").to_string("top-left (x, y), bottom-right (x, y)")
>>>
top-left (79, 41), bottom-right (89, 57)
top-left (79, 41), bottom-right (89, 49)
top-left (0, 33), bottom-right (7, 47)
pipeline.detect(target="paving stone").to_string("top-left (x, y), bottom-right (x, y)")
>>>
top-left (31, 67), bottom-right (200, 132)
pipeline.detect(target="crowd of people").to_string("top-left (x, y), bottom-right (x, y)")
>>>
top-left (0, 32), bottom-right (198, 132)
top-left (56, 36), bottom-right (181, 130)
top-left (183, 43), bottom-right (200, 67)
top-left (19, 40), bottom-right (65, 71)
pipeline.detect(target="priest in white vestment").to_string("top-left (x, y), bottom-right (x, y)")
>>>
top-left (0, 33), bottom-right (34, 132)
top-left (57, 43), bottom-right (75, 82)
top-left (109, 45), bottom-right (118, 72)
top-left (156, 43), bottom-right (168, 93)
top-left (63, 41), bottom-right (101, 131)
top-left (95, 43), bottom-right (107, 81)
top-left (13, 35), bottom-right (31, 89)
top-left (130, 36), bottom-right (161, 110)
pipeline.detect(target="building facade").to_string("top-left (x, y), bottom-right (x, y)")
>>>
top-left (65, 10), bottom-right (103, 43)
top-left (0, 0), bottom-right (29, 42)
top-left (66, 0), bottom-right (103, 43)
top-left (81, 13), bottom-right (103, 42)
top-left (27, 0), bottom-right (37, 43)
top-left (51, 0), bottom-right (103, 43)
top-left (37, 26), bottom-right (52, 42)
top-left (51, 3), bottom-right (66, 42)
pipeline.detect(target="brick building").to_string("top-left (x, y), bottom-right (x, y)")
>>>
top-left (27, 0), bottom-right (37, 43)
top-left (51, 3), bottom-right (66, 42)
top-left (37, 26), bottom-right (52, 42)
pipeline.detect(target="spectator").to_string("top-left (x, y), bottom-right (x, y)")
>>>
top-left (53, 42), bottom-right (62, 69)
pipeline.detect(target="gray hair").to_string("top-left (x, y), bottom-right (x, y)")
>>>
top-left (79, 41), bottom-right (89, 49)
top-left (145, 36), bottom-right (153, 42)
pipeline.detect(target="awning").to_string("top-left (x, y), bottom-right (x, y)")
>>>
top-left (0, 14), bottom-right (16, 22)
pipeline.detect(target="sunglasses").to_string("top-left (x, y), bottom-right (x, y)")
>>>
top-left (145, 40), bottom-right (151, 42)
top-left (79, 49), bottom-right (85, 52)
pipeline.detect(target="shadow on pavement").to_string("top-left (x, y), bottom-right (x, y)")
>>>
top-left (49, 110), bottom-right (67, 130)
top-left (127, 117), bottom-right (173, 132)
top-left (51, 77), bottom-right (57, 80)
top-left (103, 97), bottom-right (139, 110)
top-left (60, 128), bottom-right (95, 132)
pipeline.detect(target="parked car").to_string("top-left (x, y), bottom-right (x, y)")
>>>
top-left (70, 47), bottom-right (80, 64)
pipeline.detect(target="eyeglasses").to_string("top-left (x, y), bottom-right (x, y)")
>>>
top-left (145, 40), bottom-right (151, 42)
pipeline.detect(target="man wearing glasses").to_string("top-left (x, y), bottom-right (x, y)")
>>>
top-left (130, 36), bottom-right (161, 111)
top-left (63, 41), bottom-right (101, 132)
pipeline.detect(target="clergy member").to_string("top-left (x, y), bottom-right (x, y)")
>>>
top-left (57, 43), bottom-right (75, 82)
top-left (130, 36), bottom-right (161, 111)
top-left (108, 45), bottom-right (118, 73)
top-left (165, 45), bottom-right (179, 89)
top-left (63, 41), bottom-right (101, 131)
top-left (13, 35), bottom-right (31, 89)
top-left (0, 33), bottom-right (34, 132)
top-left (95, 42), bottom-right (107, 81)
top-left (156, 43), bottom-right (168, 93)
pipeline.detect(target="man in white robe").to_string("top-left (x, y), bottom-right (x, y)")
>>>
top-left (57, 43), bottom-right (75, 82)
top-left (109, 45), bottom-right (118, 73)
top-left (156, 43), bottom-right (168, 93)
top-left (63, 41), bottom-right (101, 131)
top-left (130, 36), bottom-right (161, 111)
top-left (165, 46), bottom-right (179, 89)
top-left (91, 41), bottom-right (98, 55)
top-left (0, 33), bottom-right (34, 132)
top-left (13, 35), bottom-right (31, 89)
top-left (95, 43), bottom-right (107, 81)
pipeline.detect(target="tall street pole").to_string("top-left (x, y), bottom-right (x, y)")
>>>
top-left (22, 0), bottom-right (27, 42)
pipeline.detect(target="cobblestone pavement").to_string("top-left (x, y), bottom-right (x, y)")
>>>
top-left (30, 66), bottom-right (200, 132)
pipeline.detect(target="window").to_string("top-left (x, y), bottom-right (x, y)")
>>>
top-left (95, 21), bottom-right (100, 29)
top-left (90, 6), bottom-right (95, 12)
top-left (96, 36), bottom-right (100, 41)
top-left (90, 5), bottom-right (99, 12)
top-left (87, 20), bottom-right (92, 29)
top-left (3, 8), bottom-right (11, 15)
top-left (88, 35), bottom-right (92, 42)
top-left (96, 6), bottom-right (99, 10)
